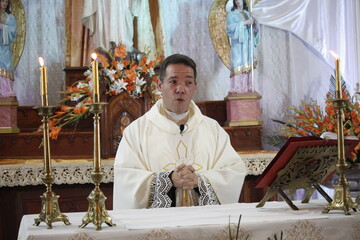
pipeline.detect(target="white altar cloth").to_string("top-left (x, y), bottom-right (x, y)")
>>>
top-left (18, 200), bottom-right (360, 240)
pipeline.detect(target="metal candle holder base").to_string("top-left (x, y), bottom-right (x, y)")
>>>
top-left (79, 172), bottom-right (116, 230)
top-left (79, 102), bottom-right (116, 230)
top-left (33, 106), bottom-right (70, 228)
top-left (323, 182), bottom-right (358, 215)
top-left (323, 98), bottom-right (359, 215)
top-left (34, 174), bottom-right (71, 228)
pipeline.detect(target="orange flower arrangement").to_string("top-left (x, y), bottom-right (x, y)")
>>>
top-left (269, 88), bottom-right (360, 167)
top-left (46, 43), bottom-right (163, 140)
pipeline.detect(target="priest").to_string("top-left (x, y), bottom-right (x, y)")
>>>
top-left (113, 54), bottom-right (247, 209)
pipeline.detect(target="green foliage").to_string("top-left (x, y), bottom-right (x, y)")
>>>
top-left (264, 135), bottom-right (288, 148)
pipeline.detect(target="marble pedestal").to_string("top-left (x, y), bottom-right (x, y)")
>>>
top-left (225, 91), bottom-right (263, 127)
top-left (0, 96), bottom-right (20, 133)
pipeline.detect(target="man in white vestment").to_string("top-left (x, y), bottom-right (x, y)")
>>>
top-left (113, 54), bottom-right (247, 209)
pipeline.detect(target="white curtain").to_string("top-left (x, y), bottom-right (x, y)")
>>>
top-left (158, 0), bottom-right (230, 101)
top-left (255, 26), bottom-right (333, 150)
top-left (158, 0), bottom-right (360, 150)
top-left (253, 0), bottom-right (360, 93)
top-left (252, 0), bottom-right (360, 149)
top-left (14, 0), bottom-right (66, 106)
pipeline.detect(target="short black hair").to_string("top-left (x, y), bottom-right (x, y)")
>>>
top-left (159, 54), bottom-right (197, 82)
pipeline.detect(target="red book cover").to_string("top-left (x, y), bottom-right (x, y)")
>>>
top-left (256, 137), bottom-right (359, 189)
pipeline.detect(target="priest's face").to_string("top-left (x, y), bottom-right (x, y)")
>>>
top-left (158, 64), bottom-right (197, 114)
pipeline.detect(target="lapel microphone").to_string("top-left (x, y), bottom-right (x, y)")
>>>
top-left (179, 124), bottom-right (188, 135)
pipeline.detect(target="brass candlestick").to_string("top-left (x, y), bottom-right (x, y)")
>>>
top-left (323, 96), bottom-right (359, 215)
top-left (79, 102), bottom-right (116, 230)
top-left (33, 106), bottom-right (70, 228)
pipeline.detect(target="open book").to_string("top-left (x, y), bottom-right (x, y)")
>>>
top-left (255, 136), bottom-right (359, 209)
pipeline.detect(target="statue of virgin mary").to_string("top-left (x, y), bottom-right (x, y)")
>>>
top-left (226, 0), bottom-right (260, 94)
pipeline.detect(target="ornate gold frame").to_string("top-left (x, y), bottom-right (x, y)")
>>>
top-left (10, 0), bottom-right (26, 70)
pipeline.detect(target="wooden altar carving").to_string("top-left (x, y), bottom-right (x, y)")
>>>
top-left (101, 92), bottom-right (153, 158)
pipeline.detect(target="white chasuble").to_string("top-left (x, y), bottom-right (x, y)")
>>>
top-left (113, 100), bottom-right (247, 210)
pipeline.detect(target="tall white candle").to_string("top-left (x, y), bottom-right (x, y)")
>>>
top-left (330, 51), bottom-right (342, 98)
top-left (91, 53), bottom-right (100, 103)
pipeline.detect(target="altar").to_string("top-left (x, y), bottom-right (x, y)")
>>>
top-left (17, 200), bottom-right (360, 240)
top-left (0, 151), bottom-right (275, 240)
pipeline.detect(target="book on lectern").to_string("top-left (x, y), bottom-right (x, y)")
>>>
top-left (256, 136), bottom-right (359, 189)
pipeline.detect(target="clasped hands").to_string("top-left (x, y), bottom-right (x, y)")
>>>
top-left (171, 164), bottom-right (198, 190)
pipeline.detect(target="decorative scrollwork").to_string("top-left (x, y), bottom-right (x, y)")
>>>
top-left (113, 111), bottom-right (133, 151)
top-left (272, 145), bottom-right (349, 190)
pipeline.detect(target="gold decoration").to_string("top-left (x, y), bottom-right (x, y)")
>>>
top-left (0, 66), bottom-right (14, 80)
top-left (176, 140), bottom-right (192, 207)
top-left (68, 233), bottom-right (96, 240)
top-left (225, 119), bottom-right (263, 126)
top-left (176, 140), bottom-right (188, 159)
top-left (284, 220), bottom-right (323, 239)
top-left (138, 229), bottom-right (178, 240)
top-left (213, 224), bottom-right (251, 240)
top-left (79, 102), bottom-right (116, 230)
top-left (208, 0), bottom-right (231, 69)
top-left (257, 144), bottom-right (346, 210)
top-left (10, 0), bottom-right (26, 70)
top-left (208, 0), bottom-right (261, 69)
top-left (353, 222), bottom-right (360, 239)
top-left (192, 162), bottom-right (203, 171)
top-left (323, 98), bottom-right (359, 215)
top-left (162, 163), bottom-right (176, 171)
top-left (33, 106), bottom-right (70, 228)
top-left (0, 126), bottom-right (19, 133)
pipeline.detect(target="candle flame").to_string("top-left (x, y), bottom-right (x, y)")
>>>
top-left (38, 57), bottom-right (44, 66)
top-left (91, 53), bottom-right (97, 60)
top-left (329, 50), bottom-right (339, 59)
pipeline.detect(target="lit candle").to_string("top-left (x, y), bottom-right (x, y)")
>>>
top-left (330, 51), bottom-right (342, 98)
top-left (91, 53), bottom-right (100, 103)
top-left (38, 57), bottom-right (48, 106)
top-left (335, 58), bottom-right (341, 93)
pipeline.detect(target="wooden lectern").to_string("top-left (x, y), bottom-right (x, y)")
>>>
top-left (255, 137), bottom-right (359, 210)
